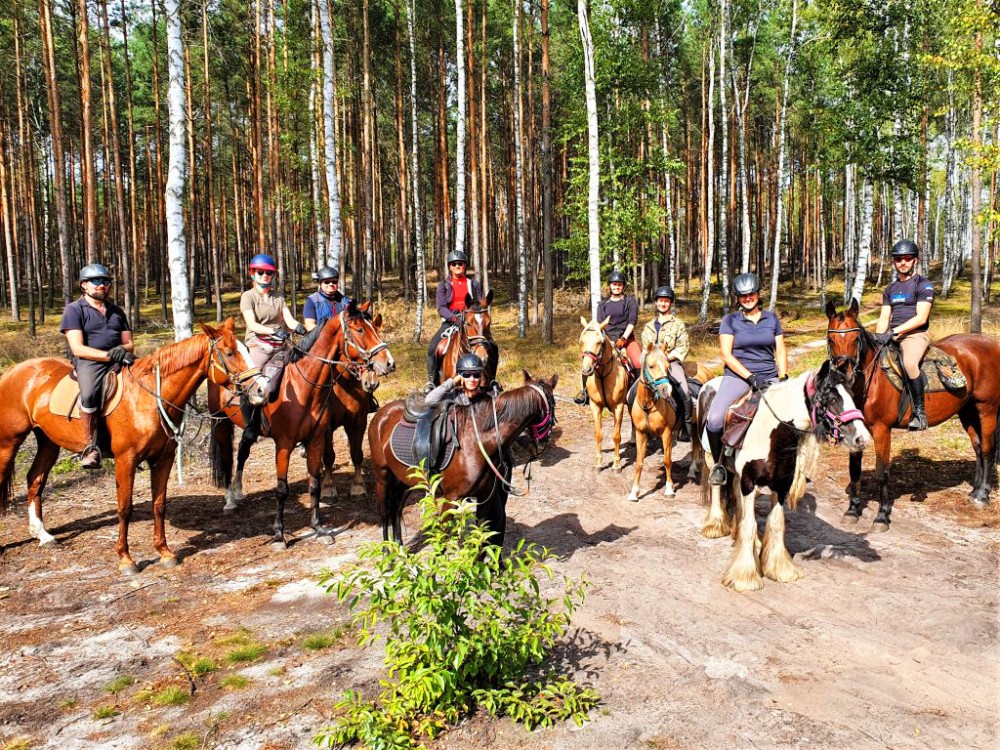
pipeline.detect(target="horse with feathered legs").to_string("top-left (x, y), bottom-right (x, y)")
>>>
top-left (208, 301), bottom-right (394, 549)
top-left (691, 362), bottom-right (871, 591)
top-left (579, 316), bottom-right (630, 472)
top-left (826, 299), bottom-right (1000, 530)
top-left (0, 320), bottom-right (266, 573)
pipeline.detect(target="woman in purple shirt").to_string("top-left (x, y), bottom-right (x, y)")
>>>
top-left (705, 272), bottom-right (788, 486)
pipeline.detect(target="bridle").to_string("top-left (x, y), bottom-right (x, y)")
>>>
top-left (826, 320), bottom-right (882, 402)
top-left (208, 336), bottom-right (262, 395)
top-left (581, 328), bottom-right (614, 376)
top-left (638, 352), bottom-right (672, 413)
top-left (291, 311), bottom-right (390, 384)
top-left (804, 372), bottom-right (865, 445)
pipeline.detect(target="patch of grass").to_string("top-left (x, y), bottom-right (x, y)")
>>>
top-left (267, 666), bottom-right (286, 676)
top-left (220, 675), bottom-right (251, 690)
top-left (148, 724), bottom-right (170, 740)
top-left (0, 737), bottom-right (33, 750)
top-left (169, 733), bottom-right (200, 750)
top-left (58, 698), bottom-right (77, 710)
top-left (150, 686), bottom-right (190, 707)
top-left (224, 643), bottom-right (268, 664)
top-left (212, 627), bottom-right (254, 648)
top-left (91, 705), bottom-right (119, 720)
top-left (302, 626), bottom-right (345, 651)
top-left (263, 578), bottom-right (283, 588)
top-left (49, 455), bottom-right (79, 477)
top-left (190, 658), bottom-right (218, 677)
top-left (103, 674), bottom-right (135, 695)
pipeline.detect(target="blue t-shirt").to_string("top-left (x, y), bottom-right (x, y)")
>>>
top-left (60, 296), bottom-right (131, 354)
top-left (719, 309), bottom-right (783, 379)
top-left (303, 290), bottom-right (350, 322)
top-left (882, 274), bottom-right (934, 331)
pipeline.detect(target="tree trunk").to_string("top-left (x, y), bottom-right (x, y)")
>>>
top-left (969, 20), bottom-right (982, 332)
top-left (514, 0), bottom-right (527, 337)
top-left (408, 0), bottom-right (426, 342)
top-left (718, 0), bottom-right (730, 312)
top-left (850, 178), bottom-right (874, 303)
top-left (541, 0), bottom-right (554, 343)
top-left (699, 39), bottom-right (715, 324)
top-left (320, 0), bottom-right (343, 268)
top-left (454, 0), bottom-right (466, 258)
top-left (579, 0), bottom-right (601, 318)
top-left (76, 0), bottom-right (99, 263)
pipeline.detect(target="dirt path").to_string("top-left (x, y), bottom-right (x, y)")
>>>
top-left (0, 391), bottom-right (997, 749)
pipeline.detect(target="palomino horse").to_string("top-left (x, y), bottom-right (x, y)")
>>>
top-left (208, 302), bottom-right (394, 549)
top-left (579, 316), bottom-right (630, 471)
top-left (368, 372), bottom-right (558, 545)
top-left (626, 343), bottom-right (679, 502)
top-left (692, 363), bottom-right (870, 591)
top-left (826, 299), bottom-right (1000, 529)
top-left (435, 290), bottom-right (497, 386)
top-left (0, 320), bottom-right (266, 573)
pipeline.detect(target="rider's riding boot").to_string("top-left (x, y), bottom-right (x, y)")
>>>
top-left (79, 411), bottom-right (102, 470)
top-left (240, 397), bottom-right (261, 441)
top-left (425, 355), bottom-right (438, 392)
top-left (707, 428), bottom-right (727, 486)
top-left (573, 373), bottom-right (590, 406)
top-left (676, 393), bottom-right (692, 443)
top-left (907, 375), bottom-right (928, 431)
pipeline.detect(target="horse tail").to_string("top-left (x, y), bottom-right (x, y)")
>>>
top-left (788, 432), bottom-right (820, 510)
top-left (210, 419), bottom-right (234, 489)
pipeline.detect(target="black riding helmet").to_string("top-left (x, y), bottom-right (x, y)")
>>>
top-left (654, 285), bottom-right (675, 301)
top-left (456, 353), bottom-right (484, 374)
top-left (733, 272), bottom-right (761, 296)
top-left (311, 265), bottom-right (339, 281)
top-left (447, 250), bottom-right (468, 266)
top-left (79, 263), bottom-right (112, 282)
top-left (891, 239), bottom-right (919, 257)
top-left (608, 270), bottom-right (627, 285)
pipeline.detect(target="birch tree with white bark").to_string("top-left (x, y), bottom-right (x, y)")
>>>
top-left (319, 0), bottom-right (343, 269)
top-left (514, 0), bottom-right (527, 337)
top-left (849, 178), bottom-right (874, 303)
top-left (455, 0), bottom-right (466, 257)
top-left (579, 0), bottom-right (601, 318)
top-left (698, 38), bottom-right (716, 324)
top-left (408, 0), bottom-right (426, 343)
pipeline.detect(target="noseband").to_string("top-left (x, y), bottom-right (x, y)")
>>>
top-left (527, 382), bottom-right (556, 444)
top-left (805, 372), bottom-right (865, 445)
top-left (340, 311), bottom-right (390, 373)
top-left (209, 338), bottom-right (261, 393)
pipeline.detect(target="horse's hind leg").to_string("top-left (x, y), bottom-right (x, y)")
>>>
top-left (26, 432), bottom-right (61, 545)
top-left (722, 487), bottom-right (763, 591)
top-left (842, 451), bottom-right (865, 524)
top-left (347, 416), bottom-right (367, 499)
top-left (322, 424), bottom-right (338, 501)
top-left (760, 498), bottom-right (802, 583)
top-left (231, 431), bottom-right (256, 508)
top-left (871, 423), bottom-right (894, 532)
top-left (969, 403), bottom-right (998, 508)
top-left (306, 434), bottom-right (333, 543)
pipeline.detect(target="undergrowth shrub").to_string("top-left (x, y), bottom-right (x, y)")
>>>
top-left (315, 468), bottom-right (598, 749)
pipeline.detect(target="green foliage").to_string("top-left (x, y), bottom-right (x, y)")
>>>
top-left (150, 686), bottom-right (190, 707)
top-left (220, 675), bottom-right (251, 690)
top-left (103, 675), bottom-right (135, 695)
top-left (314, 468), bottom-right (597, 750)
top-left (170, 733), bottom-right (201, 750)
top-left (91, 705), bottom-right (119, 720)
top-left (224, 644), bottom-right (268, 664)
top-left (302, 627), bottom-right (345, 651)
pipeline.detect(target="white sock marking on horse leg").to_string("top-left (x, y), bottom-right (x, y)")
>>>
top-left (723, 490), bottom-right (763, 591)
top-left (28, 504), bottom-right (56, 545)
top-left (761, 502), bottom-right (802, 582)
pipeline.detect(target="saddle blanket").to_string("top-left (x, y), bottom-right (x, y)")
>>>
top-left (881, 345), bottom-right (968, 394)
top-left (48, 370), bottom-right (125, 420)
top-left (389, 420), bottom-right (458, 471)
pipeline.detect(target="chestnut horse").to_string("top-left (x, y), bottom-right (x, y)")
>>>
top-left (368, 372), bottom-right (558, 545)
top-left (0, 319), bottom-right (266, 573)
top-left (579, 316), bottom-right (630, 471)
top-left (826, 299), bottom-right (1000, 530)
top-left (208, 302), bottom-right (394, 549)
top-left (435, 290), bottom-right (498, 386)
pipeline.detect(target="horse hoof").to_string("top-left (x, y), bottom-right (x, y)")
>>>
top-left (870, 521), bottom-right (890, 534)
top-left (271, 540), bottom-right (288, 551)
top-left (350, 487), bottom-right (366, 499)
top-left (842, 513), bottom-right (860, 525)
top-left (662, 487), bottom-right (676, 498)
top-left (316, 534), bottom-right (334, 546)
top-left (120, 564), bottom-right (140, 576)
top-left (970, 492), bottom-right (990, 509)
top-left (626, 491), bottom-right (639, 503)
top-left (159, 556), bottom-right (179, 569)
top-left (223, 505), bottom-right (237, 516)
top-left (38, 536), bottom-right (59, 547)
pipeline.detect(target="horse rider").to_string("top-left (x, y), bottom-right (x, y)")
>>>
top-left (574, 270), bottom-right (640, 405)
top-left (705, 271), bottom-right (788, 485)
top-left (640, 285), bottom-right (694, 442)
top-left (424, 352), bottom-right (489, 408)
top-left (60, 263), bottom-right (135, 469)
top-left (424, 250), bottom-right (484, 392)
top-left (303, 265), bottom-right (352, 332)
top-left (874, 238), bottom-right (935, 431)
top-left (239, 253), bottom-right (307, 439)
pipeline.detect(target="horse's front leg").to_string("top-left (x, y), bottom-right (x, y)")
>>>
top-left (271, 444), bottom-right (292, 550)
top-left (970, 403), bottom-right (997, 508)
top-left (322, 424), bottom-right (338, 501)
top-left (26, 434), bottom-right (61, 546)
top-left (661, 418), bottom-right (675, 497)
top-left (148, 446), bottom-right (179, 568)
top-left (589, 399), bottom-right (604, 469)
top-left (113, 454), bottom-right (141, 575)
top-left (306, 434), bottom-right (333, 544)
top-left (842, 450), bottom-right (865, 524)
top-left (871, 423), bottom-right (893, 532)
top-left (612, 402), bottom-right (626, 473)
top-left (347, 416), bottom-right (367, 499)
top-left (626, 422), bottom-right (647, 502)
top-left (230, 431), bottom-right (256, 508)
top-left (722, 483), bottom-right (763, 591)
top-left (760, 497), bottom-right (801, 583)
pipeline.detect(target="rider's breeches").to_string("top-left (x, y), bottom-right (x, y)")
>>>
top-left (623, 338), bottom-right (642, 370)
top-left (898, 331), bottom-right (931, 379)
top-left (706, 375), bottom-right (751, 433)
top-left (426, 320), bottom-right (451, 381)
top-left (75, 359), bottom-right (113, 413)
top-left (669, 361), bottom-right (691, 401)
top-left (247, 342), bottom-right (279, 369)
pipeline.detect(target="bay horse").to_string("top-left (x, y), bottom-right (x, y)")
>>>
top-left (579, 316), bottom-right (630, 471)
top-left (436, 290), bottom-right (497, 386)
top-left (368, 371), bottom-right (558, 545)
top-left (0, 319), bottom-right (266, 573)
top-left (692, 363), bottom-right (871, 591)
top-left (826, 299), bottom-right (1000, 530)
top-left (208, 301), bottom-right (394, 549)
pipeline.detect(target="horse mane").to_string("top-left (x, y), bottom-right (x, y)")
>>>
top-left (129, 332), bottom-right (208, 379)
top-left (467, 383), bottom-right (541, 430)
top-left (754, 372), bottom-right (819, 509)
top-left (289, 317), bottom-right (329, 363)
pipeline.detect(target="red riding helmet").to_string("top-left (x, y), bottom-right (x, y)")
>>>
top-left (249, 254), bottom-right (277, 272)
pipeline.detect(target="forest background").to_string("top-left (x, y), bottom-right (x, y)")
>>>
top-left (0, 0), bottom-right (995, 353)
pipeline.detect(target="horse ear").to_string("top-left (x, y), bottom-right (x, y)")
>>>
top-left (522, 369), bottom-right (532, 384)
top-left (580, 316), bottom-right (589, 327)
top-left (599, 317), bottom-right (610, 330)
top-left (825, 300), bottom-right (837, 319)
top-left (200, 321), bottom-right (218, 338)
top-left (465, 292), bottom-right (475, 308)
top-left (848, 297), bottom-right (859, 316)
top-left (346, 299), bottom-right (358, 316)
top-left (372, 313), bottom-right (383, 329)
top-left (358, 300), bottom-right (372, 314)
top-left (548, 373), bottom-right (559, 388)
top-left (818, 359), bottom-right (831, 380)
top-left (485, 289), bottom-right (494, 306)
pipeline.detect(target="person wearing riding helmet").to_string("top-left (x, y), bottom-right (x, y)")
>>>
top-left (239, 253), bottom-right (307, 438)
top-left (424, 352), bottom-right (489, 407)
top-left (303, 265), bottom-right (352, 331)
top-left (875, 238), bottom-right (935, 431)
top-left (60, 263), bottom-right (135, 469)
top-left (424, 250), bottom-right (484, 391)
top-left (573, 270), bottom-right (639, 405)
top-left (705, 271), bottom-right (788, 485)
top-left (640, 285), bottom-right (694, 442)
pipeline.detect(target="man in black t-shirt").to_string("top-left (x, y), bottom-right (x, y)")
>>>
top-left (874, 239), bottom-right (934, 430)
top-left (59, 264), bottom-right (135, 468)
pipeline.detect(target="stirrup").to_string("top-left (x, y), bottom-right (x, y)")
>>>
top-left (573, 390), bottom-right (589, 405)
top-left (709, 463), bottom-right (727, 486)
top-left (907, 413), bottom-right (928, 431)
top-left (79, 445), bottom-right (102, 470)
top-left (420, 382), bottom-right (435, 395)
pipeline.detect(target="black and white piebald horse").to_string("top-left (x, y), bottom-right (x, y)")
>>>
top-left (692, 361), bottom-right (871, 591)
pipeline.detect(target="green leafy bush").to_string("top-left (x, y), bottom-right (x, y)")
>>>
top-left (315, 469), bottom-right (598, 749)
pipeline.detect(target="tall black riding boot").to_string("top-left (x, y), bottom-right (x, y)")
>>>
top-left (676, 392), bottom-right (692, 443)
top-left (707, 428), bottom-right (727, 485)
top-left (78, 411), bottom-right (102, 470)
top-left (573, 373), bottom-right (590, 405)
top-left (240, 397), bottom-right (261, 441)
top-left (907, 375), bottom-right (928, 431)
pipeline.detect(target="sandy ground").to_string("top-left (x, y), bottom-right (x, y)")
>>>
top-left (0, 390), bottom-right (997, 750)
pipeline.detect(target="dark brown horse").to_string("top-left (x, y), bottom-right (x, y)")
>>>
top-left (436, 290), bottom-right (497, 385)
top-left (208, 302), bottom-right (394, 549)
top-left (368, 371), bottom-right (558, 545)
top-left (0, 319), bottom-right (265, 573)
top-left (826, 299), bottom-right (1000, 530)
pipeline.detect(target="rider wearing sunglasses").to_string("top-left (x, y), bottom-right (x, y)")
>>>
top-left (423, 352), bottom-right (488, 407)
top-left (425, 250), bottom-right (485, 391)
top-left (60, 263), bottom-right (135, 469)
top-left (874, 238), bottom-right (934, 430)
top-left (303, 265), bottom-right (352, 332)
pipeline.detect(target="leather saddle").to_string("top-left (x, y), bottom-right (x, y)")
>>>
top-left (879, 344), bottom-right (967, 394)
top-left (49, 366), bottom-right (125, 420)
top-left (390, 393), bottom-right (458, 472)
top-left (434, 325), bottom-right (460, 359)
top-left (722, 390), bottom-right (762, 450)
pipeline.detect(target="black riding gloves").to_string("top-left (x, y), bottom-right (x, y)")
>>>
top-left (294, 323), bottom-right (307, 336)
top-left (745, 373), bottom-right (761, 391)
top-left (107, 345), bottom-right (130, 364)
top-left (271, 328), bottom-right (291, 342)
top-left (875, 331), bottom-right (895, 346)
